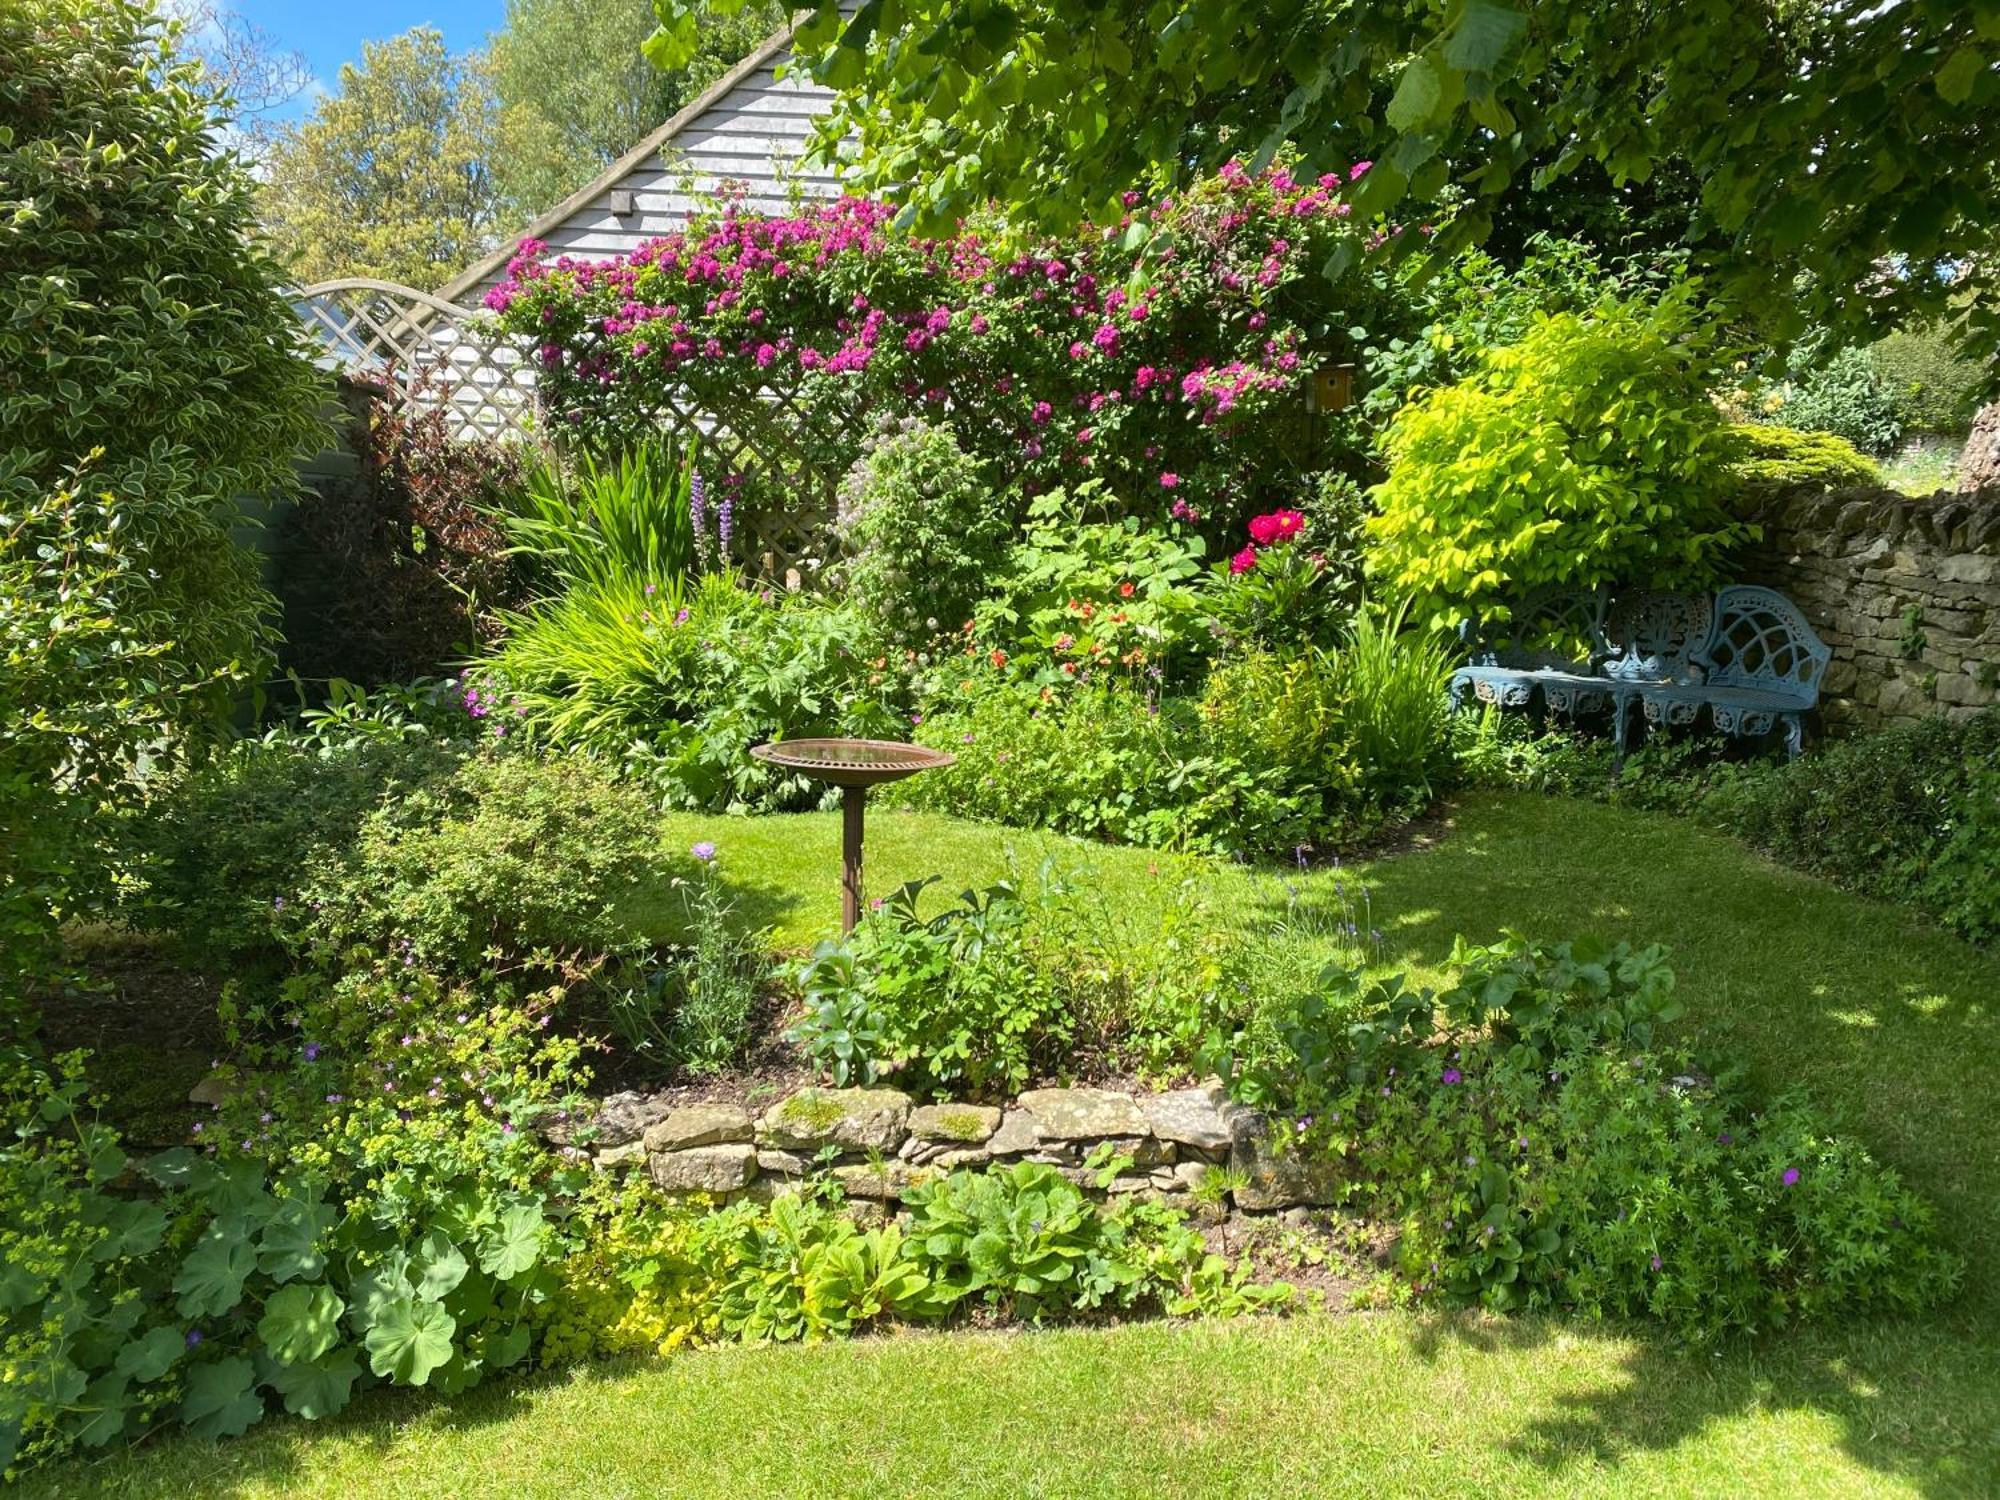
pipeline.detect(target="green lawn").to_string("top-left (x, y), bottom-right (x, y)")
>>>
top-left (32, 793), bottom-right (2000, 1498)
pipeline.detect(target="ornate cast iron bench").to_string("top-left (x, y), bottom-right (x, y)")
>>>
top-left (1449, 585), bottom-right (1830, 758)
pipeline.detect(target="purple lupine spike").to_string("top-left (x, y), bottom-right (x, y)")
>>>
top-left (717, 487), bottom-right (734, 561)
top-left (689, 471), bottom-right (709, 571)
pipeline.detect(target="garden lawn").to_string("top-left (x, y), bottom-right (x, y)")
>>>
top-left (36, 792), bottom-right (2000, 1498)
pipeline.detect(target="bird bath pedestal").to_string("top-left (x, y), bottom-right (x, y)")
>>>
top-left (749, 738), bottom-right (956, 932)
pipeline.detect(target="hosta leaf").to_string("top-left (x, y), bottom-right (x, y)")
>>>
top-left (363, 1296), bottom-right (456, 1386)
top-left (267, 1347), bottom-right (361, 1421)
top-left (114, 1325), bottom-right (187, 1383)
top-left (174, 1226), bottom-right (257, 1319)
top-left (476, 1204), bottom-right (545, 1281)
top-left (178, 1357), bottom-right (265, 1439)
top-left (258, 1283), bottom-right (345, 1366)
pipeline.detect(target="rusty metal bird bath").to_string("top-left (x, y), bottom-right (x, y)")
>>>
top-left (749, 738), bottom-right (956, 931)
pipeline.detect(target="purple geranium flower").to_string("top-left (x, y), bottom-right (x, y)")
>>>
top-left (691, 841), bottom-right (717, 863)
top-left (1782, 1167), bottom-right (1800, 1187)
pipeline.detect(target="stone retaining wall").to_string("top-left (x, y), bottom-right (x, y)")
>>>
top-left (1741, 483), bottom-right (2000, 729)
top-left (547, 1082), bottom-right (1340, 1214)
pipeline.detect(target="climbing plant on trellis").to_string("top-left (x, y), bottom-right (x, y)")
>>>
top-left (293, 277), bottom-right (851, 579)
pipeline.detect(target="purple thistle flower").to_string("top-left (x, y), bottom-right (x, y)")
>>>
top-left (302, 1042), bottom-right (320, 1062)
top-left (1782, 1167), bottom-right (1800, 1187)
top-left (691, 840), bottom-right (717, 863)
top-left (1441, 1068), bottom-right (1463, 1085)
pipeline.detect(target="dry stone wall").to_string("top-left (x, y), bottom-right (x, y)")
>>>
top-left (1740, 483), bottom-right (2000, 729)
top-left (546, 1082), bottom-right (1341, 1214)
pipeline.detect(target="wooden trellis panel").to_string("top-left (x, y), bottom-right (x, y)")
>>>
top-left (293, 276), bottom-right (853, 581)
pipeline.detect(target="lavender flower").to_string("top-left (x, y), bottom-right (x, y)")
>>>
top-left (691, 840), bottom-right (717, 863)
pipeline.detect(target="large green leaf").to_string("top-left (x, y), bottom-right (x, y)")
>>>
top-left (178, 1357), bottom-right (265, 1439)
top-left (476, 1204), bottom-right (546, 1282)
top-left (266, 1348), bottom-right (361, 1421)
top-left (258, 1194), bottom-right (335, 1283)
top-left (69, 1372), bottom-right (130, 1448)
top-left (113, 1326), bottom-right (186, 1383)
top-left (174, 1227), bottom-right (258, 1319)
top-left (415, 1230), bottom-right (469, 1303)
top-left (1443, 1), bottom-right (1526, 72)
top-left (1385, 56), bottom-right (1443, 130)
top-left (258, 1284), bottom-right (345, 1366)
top-left (363, 1296), bottom-right (457, 1386)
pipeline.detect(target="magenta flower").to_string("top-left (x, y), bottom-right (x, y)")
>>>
top-left (1441, 1068), bottom-right (1462, 1085)
top-left (1782, 1167), bottom-right (1800, 1187)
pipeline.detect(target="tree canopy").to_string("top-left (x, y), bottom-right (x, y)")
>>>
top-left (261, 28), bottom-right (500, 290)
top-left (648, 0), bottom-right (2000, 380)
top-left (489, 0), bottom-right (781, 224)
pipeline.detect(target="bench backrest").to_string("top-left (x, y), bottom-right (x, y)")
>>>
top-left (1696, 585), bottom-right (1830, 701)
top-left (1601, 591), bottom-right (1712, 684)
top-left (1464, 588), bottom-right (1607, 671)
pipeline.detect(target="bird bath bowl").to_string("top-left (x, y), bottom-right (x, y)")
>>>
top-left (750, 738), bottom-right (956, 931)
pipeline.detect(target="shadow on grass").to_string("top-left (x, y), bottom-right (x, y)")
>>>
top-left (41, 1312), bottom-right (2000, 1499)
top-left (1402, 1311), bottom-right (1997, 1496)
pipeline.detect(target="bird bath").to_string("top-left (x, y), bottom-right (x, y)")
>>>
top-left (749, 738), bottom-right (956, 931)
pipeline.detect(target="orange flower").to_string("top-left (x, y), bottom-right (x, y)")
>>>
top-left (990, 648), bottom-right (1008, 668)
top-left (1118, 581), bottom-right (1135, 597)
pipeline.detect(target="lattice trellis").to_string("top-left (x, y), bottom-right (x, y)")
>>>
top-left (293, 277), bottom-right (850, 580)
top-left (295, 279), bottom-right (537, 443)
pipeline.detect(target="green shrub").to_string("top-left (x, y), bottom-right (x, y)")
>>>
top-left (1324, 608), bottom-right (1460, 804)
top-left (1710, 709), bottom-right (2000, 945)
top-left (1368, 289), bottom-right (1750, 627)
top-left (1727, 423), bottom-right (1879, 492)
top-left (0, 0), bottom-right (326, 1011)
top-left (1870, 325), bottom-right (1987, 438)
top-left (972, 487), bottom-right (1215, 689)
top-left (126, 738), bottom-right (465, 973)
top-left (835, 419), bottom-right (1010, 648)
top-left (793, 877), bottom-right (1068, 1100)
top-left (1766, 342), bottom-right (1905, 455)
top-left (1213, 935), bottom-right (1960, 1337)
top-left (0, 964), bottom-right (589, 1475)
top-left (132, 746), bottom-right (682, 980)
top-left (609, 847), bottom-right (769, 1075)
top-left (899, 1158), bottom-right (1285, 1322)
top-left (301, 753), bottom-right (681, 975)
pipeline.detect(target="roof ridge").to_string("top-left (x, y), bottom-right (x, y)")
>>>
top-left (435, 19), bottom-right (805, 307)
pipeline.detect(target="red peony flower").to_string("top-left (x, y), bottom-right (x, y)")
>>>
top-left (1246, 509), bottom-right (1305, 546)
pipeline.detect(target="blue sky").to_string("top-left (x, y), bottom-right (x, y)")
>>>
top-left (234, 0), bottom-right (508, 119)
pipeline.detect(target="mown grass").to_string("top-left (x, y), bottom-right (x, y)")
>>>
top-left (30, 792), bottom-right (2000, 1498)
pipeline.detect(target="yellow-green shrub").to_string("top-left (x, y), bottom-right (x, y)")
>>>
top-left (1368, 289), bottom-right (1750, 627)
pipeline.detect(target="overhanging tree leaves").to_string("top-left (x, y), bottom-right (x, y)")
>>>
top-left (649, 0), bottom-right (2000, 380)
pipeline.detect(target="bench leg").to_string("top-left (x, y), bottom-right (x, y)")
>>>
top-left (1611, 693), bottom-right (1631, 775)
top-left (1782, 713), bottom-right (1804, 760)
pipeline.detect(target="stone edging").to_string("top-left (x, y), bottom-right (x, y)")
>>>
top-left (547, 1083), bottom-right (1340, 1213)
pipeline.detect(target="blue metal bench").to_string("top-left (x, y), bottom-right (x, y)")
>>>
top-left (1449, 584), bottom-right (1829, 758)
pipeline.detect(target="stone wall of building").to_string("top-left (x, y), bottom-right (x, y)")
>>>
top-left (1740, 483), bottom-right (2000, 729)
top-left (545, 1081), bottom-right (1340, 1215)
